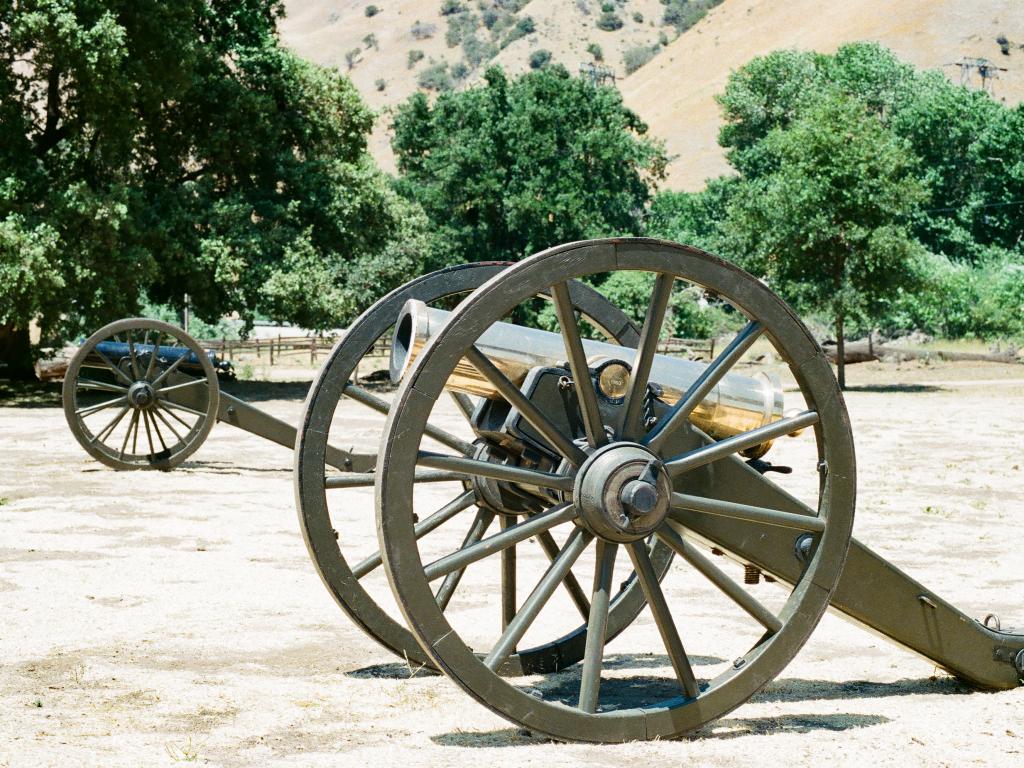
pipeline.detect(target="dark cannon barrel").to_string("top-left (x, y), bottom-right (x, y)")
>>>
top-left (87, 340), bottom-right (232, 377)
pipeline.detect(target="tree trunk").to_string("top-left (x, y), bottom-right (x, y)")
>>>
top-left (836, 308), bottom-right (846, 390)
top-left (0, 324), bottom-right (34, 380)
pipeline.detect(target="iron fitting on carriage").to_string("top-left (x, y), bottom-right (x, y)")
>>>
top-left (390, 298), bottom-right (787, 457)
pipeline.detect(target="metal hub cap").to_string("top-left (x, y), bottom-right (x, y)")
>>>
top-left (128, 381), bottom-right (157, 410)
top-left (574, 443), bottom-right (672, 543)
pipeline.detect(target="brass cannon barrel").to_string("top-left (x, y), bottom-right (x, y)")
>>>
top-left (390, 300), bottom-right (785, 447)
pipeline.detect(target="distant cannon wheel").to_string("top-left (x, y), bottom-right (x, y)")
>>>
top-left (295, 263), bottom-right (673, 674)
top-left (63, 318), bottom-right (219, 471)
top-left (375, 239), bottom-right (856, 741)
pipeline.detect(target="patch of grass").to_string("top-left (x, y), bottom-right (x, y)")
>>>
top-left (0, 497), bottom-right (9, 506)
top-left (165, 736), bottom-right (202, 762)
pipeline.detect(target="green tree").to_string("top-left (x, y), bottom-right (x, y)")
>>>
top-left (0, 0), bottom-right (415, 375)
top-left (391, 66), bottom-right (667, 269)
top-left (720, 92), bottom-right (928, 388)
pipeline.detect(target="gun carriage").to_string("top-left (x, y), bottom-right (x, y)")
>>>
top-left (64, 238), bottom-right (1024, 743)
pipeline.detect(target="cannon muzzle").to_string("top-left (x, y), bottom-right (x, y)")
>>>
top-left (390, 299), bottom-right (786, 451)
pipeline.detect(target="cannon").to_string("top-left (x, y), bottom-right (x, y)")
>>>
top-left (63, 239), bottom-right (1023, 743)
top-left (61, 318), bottom-right (368, 472)
top-left (299, 238), bottom-right (1022, 742)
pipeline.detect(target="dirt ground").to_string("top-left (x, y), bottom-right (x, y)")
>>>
top-left (2, 358), bottom-right (1023, 767)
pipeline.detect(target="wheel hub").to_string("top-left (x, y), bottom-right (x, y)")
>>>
top-left (128, 380), bottom-right (157, 410)
top-left (574, 443), bottom-right (671, 543)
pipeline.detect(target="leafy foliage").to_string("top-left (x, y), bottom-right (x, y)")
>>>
top-left (596, 12), bottom-right (623, 32)
top-left (0, 0), bottom-right (424, 362)
top-left (392, 66), bottom-right (667, 269)
top-left (623, 45), bottom-right (658, 75)
top-left (528, 49), bottom-right (552, 69)
top-left (719, 91), bottom-right (928, 385)
top-left (659, 42), bottom-right (1024, 347)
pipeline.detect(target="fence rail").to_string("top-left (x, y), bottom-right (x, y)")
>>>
top-left (197, 333), bottom-right (714, 368)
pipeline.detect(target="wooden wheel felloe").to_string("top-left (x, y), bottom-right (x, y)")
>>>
top-left (295, 263), bottom-right (673, 673)
top-left (375, 238), bottom-right (856, 741)
top-left (62, 318), bottom-right (220, 471)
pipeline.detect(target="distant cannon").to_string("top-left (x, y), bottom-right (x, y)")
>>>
top-left (61, 318), bottom-right (360, 471)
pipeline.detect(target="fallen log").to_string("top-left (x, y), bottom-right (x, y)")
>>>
top-left (822, 340), bottom-right (1020, 365)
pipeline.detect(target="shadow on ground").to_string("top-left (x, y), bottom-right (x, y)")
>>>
top-left (0, 379), bottom-right (61, 407)
top-left (843, 383), bottom-right (943, 393)
top-left (430, 674), bottom-right (976, 746)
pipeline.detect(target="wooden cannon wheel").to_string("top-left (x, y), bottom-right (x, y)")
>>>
top-left (62, 318), bottom-right (220, 471)
top-left (375, 239), bottom-right (857, 741)
top-left (295, 263), bottom-right (675, 674)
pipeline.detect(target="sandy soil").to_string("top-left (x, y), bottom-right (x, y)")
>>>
top-left (2, 359), bottom-right (1023, 767)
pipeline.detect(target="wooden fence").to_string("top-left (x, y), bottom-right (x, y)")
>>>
top-left (198, 333), bottom-right (713, 369)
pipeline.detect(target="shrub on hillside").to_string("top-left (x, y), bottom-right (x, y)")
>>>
top-left (418, 60), bottom-right (453, 92)
top-left (411, 20), bottom-right (436, 39)
top-left (529, 49), bottom-right (552, 69)
top-left (623, 45), bottom-right (657, 75)
top-left (364, 4), bottom-right (380, 17)
top-left (596, 11), bottom-right (623, 31)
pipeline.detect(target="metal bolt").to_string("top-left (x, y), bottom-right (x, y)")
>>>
top-left (557, 376), bottom-right (574, 392)
top-left (794, 533), bottom-right (814, 564)
top-left (620, 479), bottom-right (658, 518)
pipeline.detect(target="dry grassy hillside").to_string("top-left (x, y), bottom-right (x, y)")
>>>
top-left (621, 0), bottom-right (1024, 189)
top-left (279, 0), bottom-right (1024, 187)
top-left (280, 0), bottom-right (676, 172)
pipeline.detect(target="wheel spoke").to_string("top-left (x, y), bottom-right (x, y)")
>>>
top-left (551, 282), bottom-right (606, 449)
top-left (141, 407), bottom-right (156, 457)
top-left (533, 530), bottom-right (591, 619)
top-left (656, 525), bottom-right (782, 634)
top-left (352, 491), bottom-right (475, 579)
top-left (76, 378), bottom-right (128, 394)
top-left (128, 332), bottom-right (140, 380)
top-left (501, 515), bottom-right (517, 631)
top-left (156, 397), bottom-right (208, 419)
top-left (423, 504), bottom-right (577, 581)
top-left (483, 527), bottom-right (593, 672)
top-left (578, 539), bottom-right (618, 713)
top-left (119, 411), bottom-right (140, 460)
top-left (627, 540), bottom-right (700, 699)
top-left (155, 377), bottom-right (206, 395)
top-left (669, 492), bottom-right (825, 533)
top-left (151, 405), bottom-right (185, 443)
top-left (621, 273), bottom-right (674, 441)
top-left (344, 383), bottom-right (474, 456)
top-left (449, 391), bottom-right (476, 423)
top-left (645, 320), bottom-right (764, 453)
top-left (144, 330), bottom-right (161, 380)
top-left (435, 508), bottom-right (495, 610)
top-left (89, 405), bottom-right (130, 445)
top-left (664, 411), bottom-right (819, 478)
top-left (156, 401), bottom-right (195, 431)
top-left (76, 394), bottom-right (127, 418)
top-left (466, 346), bottom-right (587, 467)
top-left (151, 351), bottom-right (193, 388)
top-left (131, 409), bottom-right (140, 455)
top-left (147, 409), bottom-right (169, 452)
top-left (93, 348), bottom-right (135, 387)
top-left (325, 469), bottom-right (466, 489)
top-left (416, 451), bottom-right (574, 492)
